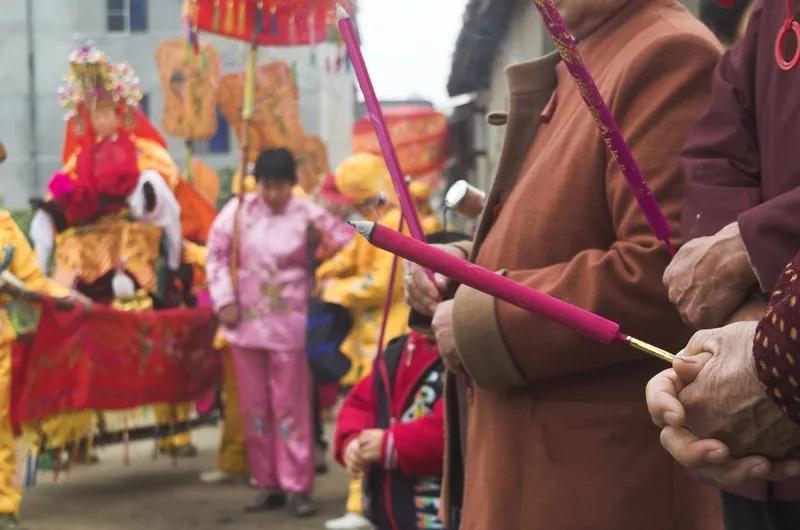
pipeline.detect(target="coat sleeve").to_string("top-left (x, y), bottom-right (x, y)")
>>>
top-left (680, 4), bottom-right (792, 291)
top-left (333, 370), bottom-right (377, 467)
top-left (383, 399), bottom-right (444, 478)
top-left (205, 198), bottom-right (238, 312)
top-left (452, 33), bottom-right (721, 383)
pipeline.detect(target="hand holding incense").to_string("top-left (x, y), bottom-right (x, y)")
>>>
top-left (351, 220), bottom-right (675, 363)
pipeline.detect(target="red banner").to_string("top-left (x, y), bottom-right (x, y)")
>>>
top-left (16, 301), bottom-right (222, 423)
top-left (192, 0), bottom-right (354, 46)
top-left (353, 105), bottom-right (449, 179)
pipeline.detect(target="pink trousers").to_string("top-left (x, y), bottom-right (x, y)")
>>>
top-left (230, 346), bottom-right (314, 493)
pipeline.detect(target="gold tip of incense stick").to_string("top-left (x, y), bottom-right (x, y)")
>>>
top-left (625, 335), bottom-right (676, 364)
top-left (335, 4), bottom-right (350, 20)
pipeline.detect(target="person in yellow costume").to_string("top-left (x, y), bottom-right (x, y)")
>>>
top-left (0, 152), bottom-right (87, 529)
top-left (317, 155), bottom-right (440, 387)
top-left (319, 154), bottom-right (439, 530)
top-left (183, 242), bottom-right (249, 483)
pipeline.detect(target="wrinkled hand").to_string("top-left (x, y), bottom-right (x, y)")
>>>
top-left (646, 323), bottom-right (800, 487)
top-left (218, 303), bottom-right (241, 329)
top-left (344, 437), bottom-right (366, 476)
top-left (432, 299), bottom-right (462, 374)
top-left (358, 429), bottom-right (385, 466)
top-left (678, 323), bottom-right (800, 458)
top-left (663, 222), bottom-right (756, 329)
top-left (403, 245), bottom-right (465, 316)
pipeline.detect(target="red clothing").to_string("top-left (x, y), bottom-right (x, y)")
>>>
top-left (334, 332), bottom-right (444, 530)
top-left (67, 133), bottom-right (140, 224)
top-left (682, 0), bottom-right (800, 292)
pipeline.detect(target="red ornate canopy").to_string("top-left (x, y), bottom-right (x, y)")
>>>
top-left (187, 0), bottom-right (355, 46)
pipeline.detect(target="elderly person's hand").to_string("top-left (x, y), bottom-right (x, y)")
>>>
top-left (646, 323), bottom-right (800, 487)
top-left (403, 246), bottom-right (466, 316)
top-left (432, 300), bottom-right (463, 374)
top-left (663, 222), bottom-right (756, 329)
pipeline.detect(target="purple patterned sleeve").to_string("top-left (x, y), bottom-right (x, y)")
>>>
top-left (754, 252), bottom-right (800, 424)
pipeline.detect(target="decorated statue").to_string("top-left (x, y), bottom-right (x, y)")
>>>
top-left (30, 43), bottom-right (215, 307)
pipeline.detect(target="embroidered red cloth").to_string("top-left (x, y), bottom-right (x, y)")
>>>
top-left (16, 300), bottom-right (222, 423)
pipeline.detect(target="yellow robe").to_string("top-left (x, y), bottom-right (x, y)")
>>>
top-left (317, 207), bottom-right (440, 384)
top-left (0, 212), bottom-right (73, 516)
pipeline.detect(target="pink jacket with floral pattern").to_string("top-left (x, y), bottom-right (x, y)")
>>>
top-left (207, 194), bottom-right (351, 351)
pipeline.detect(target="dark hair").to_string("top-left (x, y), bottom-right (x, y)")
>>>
top-left (699, 0), bottom-right (751, 45)
top-left (254, 148), bottom-right (298, 185)
top-left (426, 231), bottom-right (470, 245)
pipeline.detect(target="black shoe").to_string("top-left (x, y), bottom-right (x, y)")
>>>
top-left (292, 493), bottom-right (317, 518)
top-left (243, 490), bottom-right (287, 513)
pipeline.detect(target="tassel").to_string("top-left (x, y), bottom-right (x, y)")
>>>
top-left (53, 447), bottom-right (64, 483)
top-left (224, 0), bottom-right (235, 33)
top-left (237, 0), bottom-right (247, 37)
top-left (288, 13), bottom-right (297, 45)
top-left (269, 5), bottom-right (278, 35)
top-left (123, 414), bottom-right (130, 466)
top-left (212, 0), bottom-right (222, 31)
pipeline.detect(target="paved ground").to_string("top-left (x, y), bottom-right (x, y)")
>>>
top-left (21, 426), bottom-right (352, 530)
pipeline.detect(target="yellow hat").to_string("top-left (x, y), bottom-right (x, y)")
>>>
top-left (334, 153), bottom-right (395, 203)
top-left (408, 179), bottom-right (432, 201)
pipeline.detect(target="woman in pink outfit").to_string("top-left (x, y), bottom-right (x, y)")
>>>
top-left (207, 148), bottom-right (350, 517)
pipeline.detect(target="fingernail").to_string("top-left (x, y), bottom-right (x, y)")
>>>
top-left (708, 449), bottom-right (726, 462)
top-left (751, 463), bottom-right (769, 476)
top-left (664, 412), bottom-right (680, 425)
top-left (786, 463), bottom-right (800, 476)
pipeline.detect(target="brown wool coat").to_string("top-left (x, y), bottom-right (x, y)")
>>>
top-left (446, 2), bottom-right (725, 529)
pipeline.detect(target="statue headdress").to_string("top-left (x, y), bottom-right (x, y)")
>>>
top-left (58, 42), bottom-right (143, 117)
top-left (58, 42), bottom-right (166, 164)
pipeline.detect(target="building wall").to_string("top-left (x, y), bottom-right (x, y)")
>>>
top-left (468, 0), bottom-right (702, 193)
top-left (0, 0), bottom-right (354, 208)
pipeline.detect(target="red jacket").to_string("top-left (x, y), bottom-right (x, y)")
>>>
top-left (334, 332), bottom-right (445, 530)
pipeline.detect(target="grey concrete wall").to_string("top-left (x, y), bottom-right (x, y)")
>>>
top-left (0, 0), bottom-right (354, 208)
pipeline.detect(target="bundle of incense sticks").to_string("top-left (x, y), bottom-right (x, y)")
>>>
top-left (352, 220), bottom-right (675, 363)
top-left (531, 0), bottom-right (676, 255)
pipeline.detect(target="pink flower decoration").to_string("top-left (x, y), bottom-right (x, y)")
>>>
top-left (48, 171), bottom-right (75, 199)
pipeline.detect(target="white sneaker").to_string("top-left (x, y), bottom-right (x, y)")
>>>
top-left (324, 512), bottom-right (373, 530)
top-left (199, 469), bottom-right (236, 484)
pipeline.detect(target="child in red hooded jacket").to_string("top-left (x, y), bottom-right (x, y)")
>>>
top-left (334, 330), bottom-right (445, 530)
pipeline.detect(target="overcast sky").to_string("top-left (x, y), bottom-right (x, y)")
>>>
top-left (357, 0), bottom-right (471, 111)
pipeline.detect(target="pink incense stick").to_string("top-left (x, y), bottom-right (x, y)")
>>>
top-left (531, 0), bottom-right (676, 256)
top-left (352, 220), bottom-right (675, 363)
top-left (336, 5), bottom-right (425, 243)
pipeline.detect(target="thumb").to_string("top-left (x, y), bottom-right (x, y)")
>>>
top-left (673, 351), bottom-right (712, 386)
